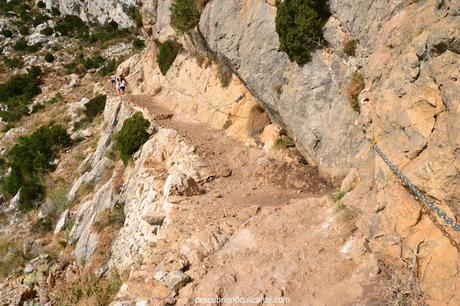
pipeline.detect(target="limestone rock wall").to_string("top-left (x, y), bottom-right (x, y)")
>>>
top-left (46, 0), bottom-right (139, 27)
top-left (121, 0), bottom-right (460, 304)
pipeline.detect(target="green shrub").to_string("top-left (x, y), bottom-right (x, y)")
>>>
top-left (37, 1), bottom-right (46, 9)
top-left (54, 15), bottom-right (89, 38)
top-left (0, 66), bottom-right (42, 122)
top-left (3, 56), bottom-right (24, 69)
top-left (343, 39), bottom-right (358, 57)
top-left (275, 0), bottom-right (330, 65)
top-left (346, 71), bottom-right (365, 112)
top-left (156, 40), bottom-right (179, 75)
top-left (0, 0), bottom-right (23, 16)
top-left (18, 25), bottom-right (29, 35)
top-left (13, 38), bottom-right (42, 53)
top-left (44, 52), bottom-right (55, 63)
top-left (132, 38), bottom-right (145, 50)
top-left (51, 7), bottom-right (60, 16)
top-left (1, 124), bottom-right (70, 212)
top-left (83, 95), bottom-right (106, 122)
top-left (171, 0), bottom-right (200, 34)
top-left (115, 112), bottom-right (151, 165)
top-left (40, 26), bottom-right (54, 36)
top-left (0, 28), bottom-right (12, 38)
top-left (98, 59), bottom-right (116, 76)
top-left (31, 102), bottom-right (45, 113)
top-left (217, 63), bottom-right (232, 88)
top-left (89, 21), bottom-right (132, 46)
top-left (128, 6), bottom-right (143, 28)
top-left (65, 53), bottom-right (107, 74)
top-left (273, 135), bottom-right (295, 150)
top-left (18, 178), bottom-right (45, 212)
top-left (83, 54), bottom-right (105, 70)
top-left (32, 13), bottom-right (50, 27)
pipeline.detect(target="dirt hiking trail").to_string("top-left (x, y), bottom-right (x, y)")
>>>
top-left (110, 93), bottom-right (392, 305)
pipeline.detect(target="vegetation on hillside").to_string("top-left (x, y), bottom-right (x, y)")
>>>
top-left (171, 0), bottom-right (201, 34)
top-left (114, 112), bottom-right (151, 165)
top-left (0, 66), bottom-right (42, 122)
top-left (1, 124), bottom-right (71, 212)
top-left (275, 0), bottom-right (330, 65)
top-left (346, 71), bottom-right (365, 112)
top-left (156, 40), bottom-right (179, 75)
top-left (83, 95), bottom-right (107, 123)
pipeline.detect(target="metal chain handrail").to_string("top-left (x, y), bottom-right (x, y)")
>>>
top-left (371, 143), bottom-right (460, 232)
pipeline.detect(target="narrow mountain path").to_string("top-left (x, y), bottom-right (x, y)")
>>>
top-left (111, 93), bottom-right (390, 305)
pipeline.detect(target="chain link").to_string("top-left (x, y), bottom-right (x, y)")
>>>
top-left (371, 144), bottom-right (460, 232)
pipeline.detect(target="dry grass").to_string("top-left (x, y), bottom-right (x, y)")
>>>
top-left (343, 38), bottom-right (358, 57)
top-left (196, 0), bottom-right (211, 11)
top-left (346, 71), bottom-right (365, 112)
top-left (216, 62), bottom-right (232, 88)
top-left (50, 270), bottom-right (124, 306)
top-left (273, 135), bottom-right (295, 150)
top-left (223, 116), bottom-right (232, 129)
top-left (76, 182), bottom-right (95, 202)
top-left (0, 237), bottom-right (31, 279)
top-left (90, 202), bottom-right (125, 270)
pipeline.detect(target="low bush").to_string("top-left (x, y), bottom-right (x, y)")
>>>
top-left (0, 66), bottom-right (42, 122)
top-left (32, 13), bottom-right (50, 27)
top-left (273, 135), bottom-right (295, 150)
top-left (93, 202), bottom-right (125, 233)
top-left (275, 0), bottom-right (330, 65)
top-left (54, 14), bottom-right (89, 38)
top-left (1, 124), bottom-right (71, 212)
top-left (51, 7), bottom-right (60, 16)
top-left (0, 28), bottom-right (12, 38)
top-left (132, 38), bottom-right (145, 50)
top-left (31, 102), bottom-right (45, 113)
top-left (13, 38), bottom-right (42, 53)
top-left (115, 112), bottom-right (151, 165)
top-left (44, 52), bottom-right (55, 63)
top-left (217, 63), bottom-right (232, 88)
top-left (346, 71), bottom-right (365, 112)
top-left (0, 0), bottom-right (22, 16)
top-left (64, 53), bottom-right (107, 75)
top-left (40, 26), bottom-right (54, 36)
top-left (3, 56), bottom-right (24, 69)
top-left (37, 1), bottom-right (46, 9)
top-left (343, 38), bottom-right (358, 57)
top-left (156, 40), bottom-right (179, 75)
top-left (83, 95), bottom-right (106, 122)
top-left (18, 25), bottom-right (29, 35)
top-left (51, 271), bottom-right (123, 306)
top-left (0, 238), bottom-right (31, 279)
top-left (90, 21), bottom-right (131, 46)
top-left (171, 0), bottom-right (200, 34)
top-left (128, 6), bottom-right (143, 28)
top-left (98, 59), bottom-right (116, 76)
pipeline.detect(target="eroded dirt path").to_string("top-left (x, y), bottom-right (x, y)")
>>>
top-left (113, 94), bottom-right (390, 305)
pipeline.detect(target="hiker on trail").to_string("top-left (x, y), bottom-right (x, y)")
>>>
top-left (110, 74), bottom-right (116, 87)
top-left (118, 75), bottom-right (127, 96)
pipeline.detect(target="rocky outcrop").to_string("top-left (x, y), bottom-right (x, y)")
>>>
top-left (46, 0), bottom-right (139, 27)
top-left (120, 0), bottom-right (460, 304)
top-left (199, 0), bottom-right (362, 178)
top-left (67, 97), bottom-right (133, 262)
top-left (110, 128), bottom-right (212, 270)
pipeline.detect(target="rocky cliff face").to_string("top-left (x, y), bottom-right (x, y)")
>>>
top-left (114, 0), bottom-right (459, 304)
top-left (44, 0), bottom-right (140, 27)
top-left (3, 0), bottom-right (456, 304)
